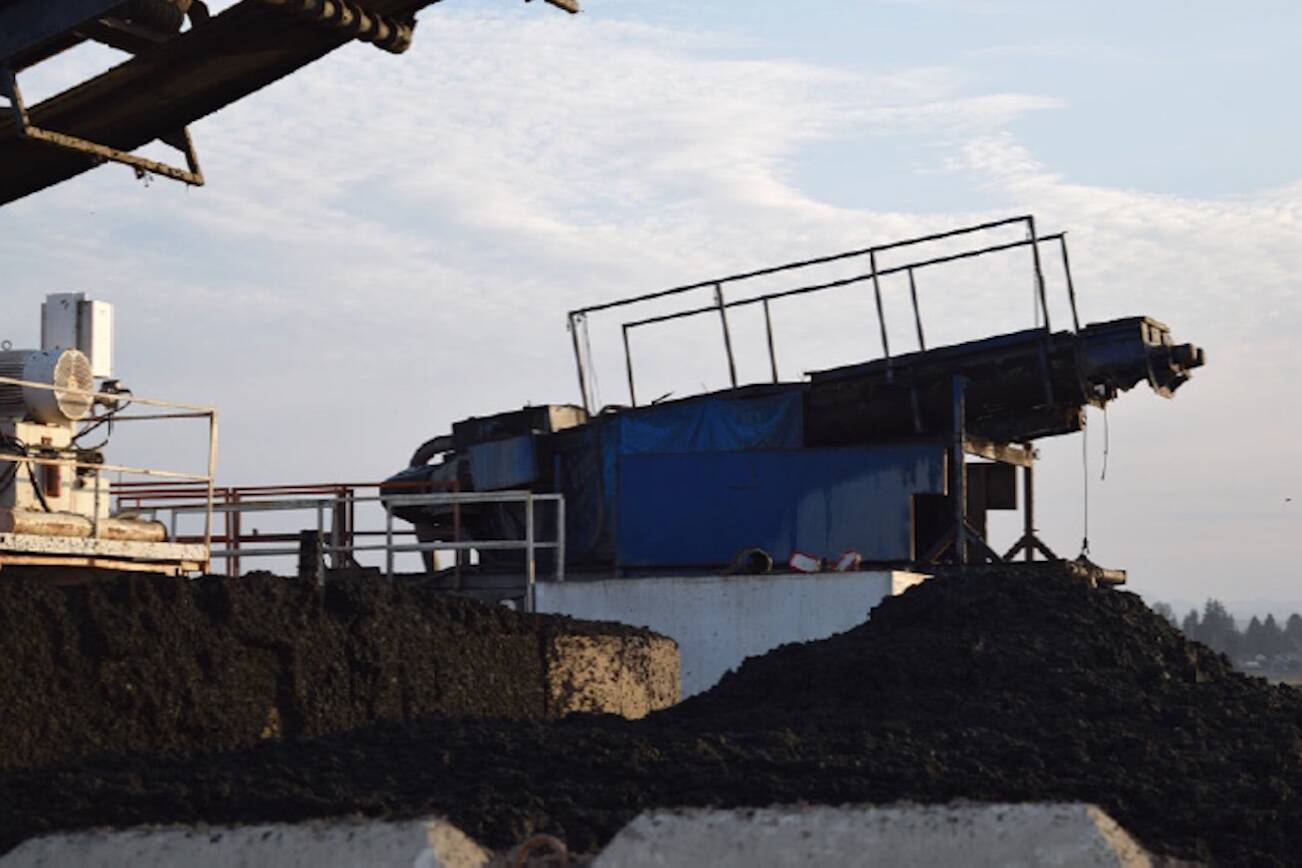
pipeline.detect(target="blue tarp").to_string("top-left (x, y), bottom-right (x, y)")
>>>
top-left (611, 388), bottom-right (804, 455)
top-left (555, 388), bottom-right (805, 567)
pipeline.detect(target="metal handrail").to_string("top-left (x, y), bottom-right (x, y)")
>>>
top-left (0, 374), bottom-right (217, 563)
top-left (136, 490), bottom-right (566, 612)
top-left (567, 215), bottom-right (1082, 410)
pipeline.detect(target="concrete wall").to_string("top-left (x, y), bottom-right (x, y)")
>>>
top-left (535, 570), bottom-right (926, 697)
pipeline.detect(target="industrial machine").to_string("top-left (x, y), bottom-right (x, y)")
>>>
top-left (0, 293), bottom-right (212, 575)
top-left (385, 216), bottom-right (1206, 584)
top-left (0, 0), bottom-right (578, 206)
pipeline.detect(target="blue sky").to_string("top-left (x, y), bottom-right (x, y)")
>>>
top-left (1, 0), bottom-right (1299, 611)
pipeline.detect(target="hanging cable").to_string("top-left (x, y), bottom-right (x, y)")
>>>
top-left (72, 393), bottom-right (133, 451)
top-left (1100, 404), bottom-right (1110, 482)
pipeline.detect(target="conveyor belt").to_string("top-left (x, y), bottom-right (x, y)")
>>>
top-left (0, 0), bottom-right (572, 205)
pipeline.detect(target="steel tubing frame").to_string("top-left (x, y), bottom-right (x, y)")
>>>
top-left (598, 216), bottom-right (1078, 410)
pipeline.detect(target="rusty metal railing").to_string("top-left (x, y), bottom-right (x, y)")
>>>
top-left (114, 482), bottom-right (565, 611)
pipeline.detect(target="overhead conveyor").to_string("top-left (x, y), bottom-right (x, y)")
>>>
top-left (0, 0), bottom-right (578, 206)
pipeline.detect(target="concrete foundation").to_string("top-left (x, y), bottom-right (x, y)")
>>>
top-left (593, 803), bottom-right (1158, 867)
top-left (535, 570), bottom-right (926, 697)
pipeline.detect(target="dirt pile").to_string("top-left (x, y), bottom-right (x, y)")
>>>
top-left (0, 571), bottom-right (672, 772)
top-left (2, 567), bottom-right (1300, 865)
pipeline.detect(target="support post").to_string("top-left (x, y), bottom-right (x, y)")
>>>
top-left (622, 324), bottom-right (637, 407)
top-left (1059, 235), bottom-right (1081, 333)
top-left (908, 267), bottom-right (926, 351)
top-left (525, 493), bottom-right (537, 613)
top-left (554, 496), bottom-right (566, 582)
top-left (868, 249), bottom-right (892, 371)
top-left (1023, 456), bottom-right (1035, 563)
top-left (951, 375), bottom-right (968, 565)
top-left (1026, 216), bottom-right (1051, 332)
top-left (714, 283), bottom-right (738, 388)
top-left (763, 297), bottom-right (779, 383)
top-left (568, 313), bottom-right (592, 413)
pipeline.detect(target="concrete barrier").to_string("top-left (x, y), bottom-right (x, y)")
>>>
top-left (593, 803), bottom-right (1158, 867)
top-left (535, 570), bottom-right (926, 697)
top-left (0, 817), bottom-right (490, 868)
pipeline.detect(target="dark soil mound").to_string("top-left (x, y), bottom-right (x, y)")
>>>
top-left (0, 571), bottom-right (654, 772)
top-left (2, 568), bottom-right (1300, 866)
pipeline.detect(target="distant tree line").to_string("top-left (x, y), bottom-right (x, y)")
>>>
top-left (1152, 600), bottom-right (1302, 663)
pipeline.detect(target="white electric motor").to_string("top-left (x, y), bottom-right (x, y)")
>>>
top-left (0, 348), bottom-right (95, 424)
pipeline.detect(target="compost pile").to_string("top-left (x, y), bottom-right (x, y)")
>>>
top-left (3, 569), bottom-right (1301, 866)
top-left (0, 571), bottom-right (657, 771)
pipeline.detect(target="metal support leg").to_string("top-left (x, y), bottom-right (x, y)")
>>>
top-left (951, 375), bottom-right (967, 565)
top-left (1002, 445), bottom-right (1059, 563)
top-left (525, 493), bottom-right (537, 613)
top-left (1023, 460), bottom-right (1035, 562)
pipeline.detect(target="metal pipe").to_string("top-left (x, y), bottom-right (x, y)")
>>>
top-left (714, 283), bottom-right (738, 388)
top-left (0, 374), bottom-right (218, 413)
top-left (762, 297), bottom-right (779, 383)
top-left (1023, 454), bottom-right (1035, 563)
top-left (952, 375), bottom-right (968, 565)
top-left (622, 324), bottom-right (637, 407)
top-left (1027, 215), bottom-right (1051, 332)
top-left (385, 507), bottom-right (394, 580)
top-left (205, 411), bottom-right (218, 571)
top-left (555, 496), bottom-right (566, 582)
top-left (0, 453), bottom-right (212, 481)
top-left (525, 493), bottom-right (536, 613)
top-left (568, 313), bottom-right (591, 413)
top-left (619, 233), bottom-right (1067, 330)
top-left (908, 267), bottom-right (926, 351)
top-left (569, 214), bottom-right (1034, 317)
top-left (1059, 235), bottom-right (1082, 333)
top-left (868, 249), bottom-right (891, 368)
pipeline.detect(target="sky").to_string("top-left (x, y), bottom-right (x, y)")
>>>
top-left (1, 0), bottom-right (1300, 614)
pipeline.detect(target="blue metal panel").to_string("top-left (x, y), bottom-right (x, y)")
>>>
top-left (616, 444), bottom-right (945, 567)
top-left (468, 435), bottom-right (538, 490)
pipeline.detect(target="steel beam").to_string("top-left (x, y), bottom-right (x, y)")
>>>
top-left (0, 0), bottom-right (578, 205)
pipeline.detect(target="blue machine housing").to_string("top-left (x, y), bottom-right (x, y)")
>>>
top-left (547, 385), bottom-right (945, 570)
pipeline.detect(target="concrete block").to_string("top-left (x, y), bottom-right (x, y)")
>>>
top-left (593, 803), bottom-right (1157, 867)
top-left (0, 817), bottom-right (489, 868)
top-left (536, 570), bottom-right (927, 697)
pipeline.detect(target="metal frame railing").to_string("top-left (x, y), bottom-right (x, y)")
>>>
top-left (114, 479), bottom-right (461, 578)
top-left (0, 374), bottom-right (217, 563)
top-left (116, 485), bottom-right (565, 611)
top-left (566, 214), bottom-right (1083, 410)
